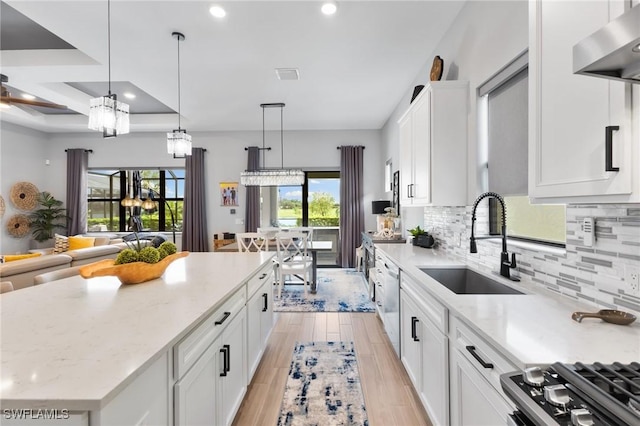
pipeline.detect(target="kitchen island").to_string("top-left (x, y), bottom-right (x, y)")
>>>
top-left (0, 252), bottom-right (275, 425)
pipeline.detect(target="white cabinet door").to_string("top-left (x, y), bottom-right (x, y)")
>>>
top-left (449, 349), bottom-right (513, 426)
top-left (419, 313), bottom-right (449, 426)
top-left (529, 0), bottom-right (635, 202)
top-left (175, 344), bottom-right (218, 426)
top-left (411, 93), bottom-right (432, 205)
top-left (400, 289), bottom-right (422, 389)
top-left (218, 307), bottom-right (247, 426)
top-left (399, 112), bottom-right (414, 206)
top-left (247, 280), bottom-right (273, 381)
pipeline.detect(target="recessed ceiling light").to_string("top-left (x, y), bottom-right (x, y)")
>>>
top-left (210, 5), bottom-right (226, 18)
top-left (123, 92), bottom-right (136, 99)
top-left (21, 93), bottom-right (36, 100)
top-left (275, 68), bottom-right (300, 81)
top-left (321, 2), bottom-right (337, 15)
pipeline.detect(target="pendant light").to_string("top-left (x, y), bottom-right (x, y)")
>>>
top-left (167, 31), bottom-right (192, 158)
top-left (88, 0), bottom-right (130, 138)
top-left (240, 103), bottom-right (305, 186)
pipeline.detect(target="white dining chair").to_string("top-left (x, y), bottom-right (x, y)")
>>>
top-left (236, 232), bottom-right (268, 252)
top-left (289, 226), bottom-right (314, 243)
top-left (274, 231), bottom-right (312, 299)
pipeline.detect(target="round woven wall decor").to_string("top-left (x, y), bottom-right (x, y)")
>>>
top-left (7, 214), bottom-right (31, 238)
top-left (10, 182), bottom-right (39, 211)
top-left (0, 195), bottom-right (5, 218)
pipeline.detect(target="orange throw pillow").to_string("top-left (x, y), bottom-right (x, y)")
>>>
top-left (68, 236), bottom-right (95, 251)
top-left (4, 253), bottom-right (42, 262)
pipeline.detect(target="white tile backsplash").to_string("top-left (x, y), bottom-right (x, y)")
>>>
top-left (422, 204), bottom-right (640, 315)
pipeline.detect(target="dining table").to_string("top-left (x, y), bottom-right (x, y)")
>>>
top-left (215, 240), bottom-right (332, 293)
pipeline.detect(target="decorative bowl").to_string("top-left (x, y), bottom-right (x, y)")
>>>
top-left (79, 251), bottom-right (189, 284)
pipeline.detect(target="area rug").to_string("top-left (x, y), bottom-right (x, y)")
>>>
top-left (277, 341), bottom-right (369, 426)
top-left (274, 269), bottom-right (375, 312)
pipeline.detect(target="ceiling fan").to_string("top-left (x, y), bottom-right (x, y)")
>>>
top-left (1, 74), bottom-right (66, 109)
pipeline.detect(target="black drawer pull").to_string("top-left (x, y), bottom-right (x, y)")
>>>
top-left (214, 311), bottom-right (231, 325)
top-left (411, 316), bottom-right (420, 341)
top-left (605, 125), bottom-right (620, 172)
top-left (466, 345), bottom-right (494, 369)
top-left (262, 293), bottom-right (268, 312)
top-left (220, 345), bottom-right (230, 376)
top-left (259, 273), bottom-right (267, 280)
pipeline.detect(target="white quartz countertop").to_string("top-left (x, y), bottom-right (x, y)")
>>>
top-left (376, 243), bottom-right (640, 367)
top-left (0, 252), bottom-right (274, 410)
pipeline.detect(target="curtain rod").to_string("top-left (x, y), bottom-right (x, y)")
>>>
top-left (245, 147), bottom-right (272, 151)
top-left (336, 146), bottom-right (365, 149)
top-left (65, 149), bottom-right (93, 153)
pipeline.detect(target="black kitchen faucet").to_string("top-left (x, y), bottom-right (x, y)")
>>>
top-left (469, 192), bottom-right (520, 281)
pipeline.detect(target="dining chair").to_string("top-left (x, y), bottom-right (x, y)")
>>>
top-left (274, 231), bottom-right (312, 299)
top-left (236, 232), bottom-right (267, 252)
top-left (289, 226), bottom-right (314, 242)
top-left (257, 227), bottom-right (280, 250)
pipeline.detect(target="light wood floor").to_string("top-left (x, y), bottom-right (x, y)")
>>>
top-left (233, 312), bottom-right (432, 426)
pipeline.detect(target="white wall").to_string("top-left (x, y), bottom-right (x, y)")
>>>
top-left (1, 124), bottom-right (382, 253)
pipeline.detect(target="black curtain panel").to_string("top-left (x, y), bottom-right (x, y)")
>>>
top-left (339, 146), bottom-right (365, 267)
top-left (66, 149), bottom-right (89, 236)
top-left (245, 146), bottom-right (260, 232)
top-left (182, 148), bottom-right (209, 251)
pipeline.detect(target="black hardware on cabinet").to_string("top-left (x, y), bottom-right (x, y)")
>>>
top-left (262, 293), bottom-right (268, 312)
top-left (220, 345), bottom-right (230, 376)
top-left (466, 345), bottom-right (494, 369)
top-left (259, 273), bottom-right (267, 280)
top-left (215, 311), bottom-right (231, 325)
top-left (605, 125), bottom-right (620, 172)
top-left (407, 185), bottom-right (412, 199)
top-left (411, 317), bottom-right (420, 341)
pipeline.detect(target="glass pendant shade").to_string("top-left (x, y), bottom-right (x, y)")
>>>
top-left (120, 194), bottom-right (134, 207)
top-left (240, 169), bottom-right (305, 186)
top-left (141, 198), bottom-right (156, 210)
top-left (88, 94), bottom-right (130, 137)
top-left (167, 129), bottom-right (192, 158)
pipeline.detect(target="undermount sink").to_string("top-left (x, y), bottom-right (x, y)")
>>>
top-left (419, 267), bottom-right (524, 295)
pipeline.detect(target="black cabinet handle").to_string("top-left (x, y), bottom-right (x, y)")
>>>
top-left (407, 185), bottom-right (411, 198)
top-left (466, 345), bottom-right (494, 369)
top-left (220, 345), bottom-right (230, 376)
top-left (262, 293), bottom-right (268, 312)
top-left (605, 125), bottom-right (620, 172)
top-left (259, 273), bottom-right (267, 280)
top-left (411, 317), bottom-right (420, 341)
top-left (214, 311), bottom-right (231, 325)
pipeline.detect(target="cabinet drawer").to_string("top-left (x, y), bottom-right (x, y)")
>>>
top-left (401, 273), bottom-right (447, 334)
top-left (451, 316), bottom-right (517, 394)
top-left (246, 262), bottom-right (273, 299)
top-left (174, 288), bottom-right (246, 380)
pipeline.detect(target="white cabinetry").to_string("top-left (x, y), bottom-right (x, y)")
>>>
top-left (400, 273), bottom-right (449, 426)
top-left (398, 81), bottom-right (468, 207)
top-left (449, 317), bottom-right (515, 426)
top-left (174, 286), bottom-right (247, 426)
top-left (529, 0), bottom-right (638, 202)
top-left (247, 263), bottom-right (274, 381)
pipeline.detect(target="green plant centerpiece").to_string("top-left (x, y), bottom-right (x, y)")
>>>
top-left (408, 226), bottom-right (435, 248)
top-left (29, 191), bottom-right (67, 244)
top-left (80, 234), bottom-right (188, 284)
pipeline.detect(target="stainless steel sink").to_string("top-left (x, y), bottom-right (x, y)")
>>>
top-left (419, 267), bottom-right (524, 295)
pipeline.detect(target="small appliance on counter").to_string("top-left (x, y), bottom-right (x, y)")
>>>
top-left (501, 361), bottom-right (640, 425)
top-left (413, 233), bottom-right (435, 248)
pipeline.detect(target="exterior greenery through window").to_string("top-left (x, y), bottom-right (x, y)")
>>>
top-left (88, 169), bottom-right (184, 232)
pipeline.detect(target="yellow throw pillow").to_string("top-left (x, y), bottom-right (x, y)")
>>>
top-left (68, 236), bottom-right (95, 251)
top-left (4, 253), bottom-right (42, 262)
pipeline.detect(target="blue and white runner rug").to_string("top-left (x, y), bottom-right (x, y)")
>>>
top-left (277, 341), bottom-right (369, 426)
top-left (274, 269), bottom-right (375, 312)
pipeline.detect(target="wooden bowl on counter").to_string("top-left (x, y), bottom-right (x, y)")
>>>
top-left (79, 251), bottom-right (189, 284)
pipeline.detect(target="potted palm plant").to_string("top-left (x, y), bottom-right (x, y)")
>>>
top-left (29, 191), bottom-right (67, 247)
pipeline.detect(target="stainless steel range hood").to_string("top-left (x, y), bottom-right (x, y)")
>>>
top-left (573, 5), bottom-right (640, 84)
